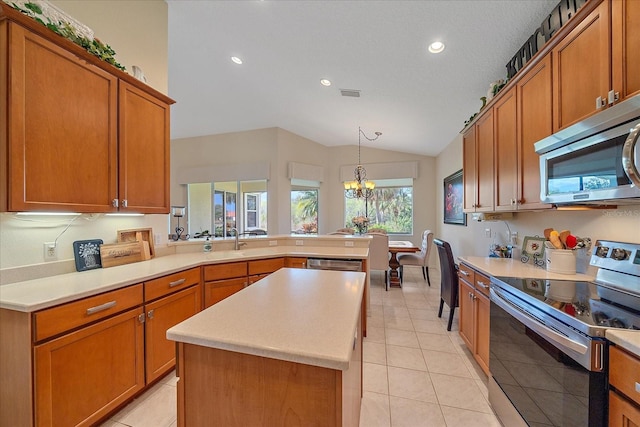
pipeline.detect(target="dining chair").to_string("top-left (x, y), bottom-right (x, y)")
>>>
top-left (398, 230), bottom-right (433, 286)
top-left (332, 228), bottom-right (355, 235)
top-left (433, 238), bottom-right (459, 331)
top-left (366, 232), bottom-right (390, 290)
top-left (367, 227), bottom-right (387, 234)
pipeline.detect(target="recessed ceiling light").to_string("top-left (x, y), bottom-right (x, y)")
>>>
top-left (231, 56), bottom-right (243, 65)
top-left (428, 41), bottom-right (445, 54)
top-left (320, 79), bottom-right (331, 87)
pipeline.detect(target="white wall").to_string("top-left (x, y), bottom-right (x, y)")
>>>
top-left (171, 128), bottom-right (438, 242)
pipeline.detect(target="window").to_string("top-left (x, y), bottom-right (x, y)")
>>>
top-left (291, 188), bottom-right (318, 234)
top-left (345, 179), bottom-right (413, 234)
top-left (187, 180), bottom-right (267, 238)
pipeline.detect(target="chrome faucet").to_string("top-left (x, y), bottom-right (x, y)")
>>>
top-left (230, 228), bottom-right (246, 250)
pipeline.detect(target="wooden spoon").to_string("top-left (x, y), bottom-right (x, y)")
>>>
top-left (559, 230), bottom-right (570, 249)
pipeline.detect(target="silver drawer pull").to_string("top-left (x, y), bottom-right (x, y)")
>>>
top-left (86, 301), bottom-right (116, 315)
top-left (169, 278), bottom-right (186, 288)
top-left (636, 382), bottom-right (640, 394)
top-left (477, 281), bottom-right (489, 289)
top-left (460, 270), bottom-right (470, 277)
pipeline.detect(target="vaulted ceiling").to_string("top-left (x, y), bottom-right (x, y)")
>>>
top-left (167, 0), bottom-right (559, 156)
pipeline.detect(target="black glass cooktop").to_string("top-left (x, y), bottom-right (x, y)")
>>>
top-left (493, 276), bottom-right (640, 331)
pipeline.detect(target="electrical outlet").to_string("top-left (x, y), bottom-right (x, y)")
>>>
top-left (154, 233), bottom-right (162, 245)
top-left (345, 241), bottom-right (354, 247)
top-left (511, 231), bottom-right (518, 244)
top-left (484, 228), bottom-right (492, 238)
top-left (269, 240), bottom-right (278, 246)
top-left (43, 242), bottom-right (57, 261)
top-left (295, 240), bottom-right (304, 246)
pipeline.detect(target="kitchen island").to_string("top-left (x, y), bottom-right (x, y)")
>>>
top-left (167, 268), bottom-right (366, 427)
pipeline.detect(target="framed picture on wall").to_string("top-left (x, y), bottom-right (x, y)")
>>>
top-left (443, 169), bottom-right (466, 226)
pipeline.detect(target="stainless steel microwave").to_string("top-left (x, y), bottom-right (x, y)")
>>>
top-left (535, 95), bottom-right (640, 205)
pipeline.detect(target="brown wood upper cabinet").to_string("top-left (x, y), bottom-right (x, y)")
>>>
top-left (494, 56), bottom-right (553, 211)
top-left (463, 110), bottom-right (494, 213)
top-left (0, 13), bottom-right (174, 213)
top-left (553, 0), bottom-right (639, 131)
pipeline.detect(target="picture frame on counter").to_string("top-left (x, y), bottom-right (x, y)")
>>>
top-left (73, 239), bottom-right (103, 271)
top-left (443, 169), bottom-right (466, 225)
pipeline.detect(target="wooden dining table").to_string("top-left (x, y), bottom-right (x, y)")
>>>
top-left (388, 240), bottom-right (420, 288)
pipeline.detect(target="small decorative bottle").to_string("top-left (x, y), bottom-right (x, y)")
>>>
top-left (203, 237), bottom-right (212, 252)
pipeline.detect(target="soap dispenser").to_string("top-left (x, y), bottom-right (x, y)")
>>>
top-left (203, 237), bottom-right (212, 252)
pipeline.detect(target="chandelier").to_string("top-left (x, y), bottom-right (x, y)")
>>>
top-left (344, 126), bottom-right (382, 199)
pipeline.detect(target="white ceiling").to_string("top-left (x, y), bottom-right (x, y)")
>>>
top-left (167, 0), bottom-right (559, 156)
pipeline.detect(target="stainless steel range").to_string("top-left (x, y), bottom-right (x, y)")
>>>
top-left (489, 240), bottom-right (640, 427)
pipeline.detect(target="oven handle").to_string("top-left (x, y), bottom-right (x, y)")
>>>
top-left (622, 122), bottom-right (640, 187)
top-left (490, 287), bottom-right (588, 355)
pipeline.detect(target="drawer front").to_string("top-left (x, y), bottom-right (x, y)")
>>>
top-left (610, 345), bottom-right (640, 406)
top-left (203, 262), bottom-right (248, 281)
top-left (474, 272), bottom-right (491, 298)
top-left (144, 267), bottom-right (201, 302)
top-left (34, 284), bottom-right (143, 342)
top-left (458, 263), bottom-right (475, 285)
top-left (248, 258), bottom-right (285, 275)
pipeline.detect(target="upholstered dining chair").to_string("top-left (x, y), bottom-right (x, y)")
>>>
top-left (398, 230), bottom-right (433, 286)
top-left (331, 228), bottom-right (355, 235)
top-left (433, 238), bottom-right (459, 331)
top-left (366, 232), bottom-right (390, 290)
top-left (367, 227), bottom-right (387, 234)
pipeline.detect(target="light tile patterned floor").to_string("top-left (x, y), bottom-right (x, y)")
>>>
top-left (100, 266), bottom-right (500, 427)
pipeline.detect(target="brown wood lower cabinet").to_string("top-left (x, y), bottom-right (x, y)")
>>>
top-left (457, 263), bottom-right (490, 375)
top-left (144, 285), bottom-right (201, 383)
top-left (34, 307), bottom-right (145, 426)
top-left (609, 345), bottom-right (640, 427)
top-left (176, 311), bottom-right (362, 427)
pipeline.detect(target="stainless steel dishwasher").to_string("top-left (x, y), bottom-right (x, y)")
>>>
top-left (306, 258), bottom-right (363, 272)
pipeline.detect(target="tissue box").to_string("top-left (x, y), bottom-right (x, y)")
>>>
top-left (545, 249), bottom-right (576, 274)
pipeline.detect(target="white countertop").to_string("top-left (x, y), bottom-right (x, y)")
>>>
top-left (458, 256), bottom-right (595, 282)
top-left (606, 330), bottom-right (640, 358)
top-left (166, 268), bottom-right (366, 371)
top-left (0, 245), bottom-right (368, 312)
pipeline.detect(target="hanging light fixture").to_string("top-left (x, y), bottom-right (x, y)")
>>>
top-left (344, 126), bottom-right (382, 199)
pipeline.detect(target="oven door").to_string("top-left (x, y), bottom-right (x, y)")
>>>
top-left (489, 286), bottom-right (607, 427)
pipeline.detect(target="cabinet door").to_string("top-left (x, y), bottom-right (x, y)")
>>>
top-left (474, 290), bottom-right (490, 376)
top-left (6, 23), bottom-right (118, 212)
top-left (118, 82), bottom-right (170, 213)
top-left (612, 0), bottom-right (640, 102)
top-left (34, 308), bottom-right (144, 427)
top-left (462, 126), bottom-right (477, 212)
top-left (609, 391), bottom-right (640, 427)
top-left (553, 1), bottom-right (610, 130)
top-left (285, 257), bottom-right (307, 268)
top-left (204, 277), bottom-right (247, 308)
top-left (517, 54), bottom-right (553, 210)
top-left (145, 285), bottom-right (201, 383)
top-left (493, 87), bottom-right (518, 212)
top-left (458, 278), bottom-right (474, 350)
top-left (475, 111), bottom-right (494, 212)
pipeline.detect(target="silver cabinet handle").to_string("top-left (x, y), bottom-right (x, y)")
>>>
top-left (608, 90), bottom-right (619, 105)
top-left (148, 309), bottom-right (154, 319)
top-left (477, 280), bottom-right (489, 289)
top-left (169, 278), bottom-right (186, 288)
top-left (137, 313), bottom-right (145, 323)
top-left (121, 199), bottom-right (128, 208)
top-left (112, 199), bottom-right (119, 208)
top-left (460, 270), bottom-right (470, 277)
top-left (86, 300), bottom-right (116, 315)
top-left (635, 382), bottom-right (640, 394)
top-left (596, 96), bottom-right (606, 109)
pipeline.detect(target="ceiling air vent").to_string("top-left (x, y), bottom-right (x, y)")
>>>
top-left (340, 89), bottom-right (361, 98)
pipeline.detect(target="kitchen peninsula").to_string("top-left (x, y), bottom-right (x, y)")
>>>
top-left (167, 268), bottom-right (366, 427)
top-left (0, 236), bottom-right (369, 427)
